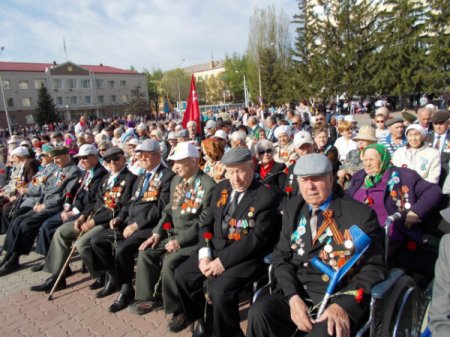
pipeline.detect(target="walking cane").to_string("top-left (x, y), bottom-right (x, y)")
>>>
top-left (47, 231), bottom-right (83, 301)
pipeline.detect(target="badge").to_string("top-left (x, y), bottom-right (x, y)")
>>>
top-left (321, 274), bottom-right (330, 282)
top-left (248, 207), bottom-right (256, 218)
top-left (324, 244), bottom-right (333, 253)
top-left (344, 240), bottom-right (353, 249)
top-left (404, 202), bottom-right (411, 210)
top-left (298, 248), bottom-right (305, 256)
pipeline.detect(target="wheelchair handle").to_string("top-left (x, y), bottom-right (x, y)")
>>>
top-left (384, 212), bottom-right (401, 266)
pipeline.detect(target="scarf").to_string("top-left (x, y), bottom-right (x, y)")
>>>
top-left (362, 143), bottom-right (391, 188)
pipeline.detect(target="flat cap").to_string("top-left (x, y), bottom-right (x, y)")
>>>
top-left (175, 129), bottom-right (189, 138)
top-left (205, 120), bottom-right (217, 129)
top-left (167, 142), bottom-right (199, 161)
top-left (294, 153), bottom-right (332, 177)
top-left (11, 146), bottom-right (30, 157)
top-left (402, 110), bottom-right (417, 123)
top-left (49, 147), bottom-right (69, 157)
top-left (431, 110), bottom-right (450, 124)
top-left (221, 147), bottom-right (252, 165)
top-left (385, 117), bottom-right (404, 127)
top-left (135, 139), bottom-right (161, 152)
top-left (41, 143), bottom-right (55, 153)
top-left (74, 144), bottom-right (98, 157)
top-left (103, 147), bottom-right (124, 161)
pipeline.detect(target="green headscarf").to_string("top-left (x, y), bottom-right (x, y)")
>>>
top-left (362, 143), bottom-right (392, 188)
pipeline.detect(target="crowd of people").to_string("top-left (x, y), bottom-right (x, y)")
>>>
top-left (0, 103), bottom-right (449, 337)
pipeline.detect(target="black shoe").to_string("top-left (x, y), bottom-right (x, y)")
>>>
top-left (30, 276), bottom-right (66, 292)
top-left (128, 298), bottom-right (163, 315)
top-left (169, 312), bottom-right (190, 333)
top-left (31, 261), bottom-right (45, 272)
top-left (191, 318), bottom-right (213, 337)
top-left (0, 260), bottom-right (20, 277)
top-left (89, 275), bottom-right (105, 290)
top-left (96, 280), bottom-right (116, 298)
top-left (80, 262), bottom-right (88, 273)
top-left (108, 285), bottom-right (135, 313)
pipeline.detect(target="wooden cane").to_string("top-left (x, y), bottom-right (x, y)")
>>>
top-left (47, 231), bottom-right (82, 301)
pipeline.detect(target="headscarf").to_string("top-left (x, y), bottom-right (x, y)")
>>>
top-left (362, 143), bottom-right (391, 188)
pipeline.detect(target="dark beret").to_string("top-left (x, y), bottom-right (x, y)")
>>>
top-left (385, 117), bottom-right (404, 127)
top-left (221, 147), bottom-right (252, 165)
top-left (49, 147), bottom-right (69, 157)
top-left (103, 147), bottom-right (124, 160)
top-left (431, 110), bottom-right (450, 123)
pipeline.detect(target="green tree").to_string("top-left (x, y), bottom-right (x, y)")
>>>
top-left (144, 67), bottom-right (163, 112)
top-left (34, 85), bottom-right (59, 126)
top-left (222, 53), bottom-right (248, 102)
top-left (128, 86), bottom-right (148, 116)
top-left (160, 69), bottom-right (191, 103)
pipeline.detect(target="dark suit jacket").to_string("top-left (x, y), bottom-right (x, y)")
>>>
top-left (273, 193), bottom-right (387, 323)
top-left (118, 165), bottom-right (175, 230)
top-left (200, 178), bottom-right (281, 278)
top-left (91, 167), bottom-right (137, 226)
top-left (255, 161), bottom-right (286, 197)
top-left (281, 163), bottom-right (299, 205)
top-left (428, 131), bottom-right (450, 187)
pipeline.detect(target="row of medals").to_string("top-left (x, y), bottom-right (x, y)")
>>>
top-left (135, 173), bottom-right (162, 202)
top-left (172, 178), bottom-right (205, 214)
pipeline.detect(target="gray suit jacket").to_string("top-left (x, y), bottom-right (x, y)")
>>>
top-left (21, 163), bottom-right (59, 208)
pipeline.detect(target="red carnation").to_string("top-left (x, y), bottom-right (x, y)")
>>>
top-left (406, 241), bottom-right (417, 251)
top-left (203, 232), bottom-right (213, 241)
top-left (65, 193), bottom-right (72, 198)
top-left (285, 186), bottom-right (293, 193)
top-left (162, 222), bottom-right (172, 231)
top-left (355, 288), bottom-right (364, 303)
top-left (365, 197), bottom-right (374, 206)
top-left (284, 167), bottom-right (289, 174)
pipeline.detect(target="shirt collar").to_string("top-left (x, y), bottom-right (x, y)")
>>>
top-left (308, 192), bottom-right (333, 212)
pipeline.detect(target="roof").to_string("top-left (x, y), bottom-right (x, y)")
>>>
top-left (182, 60), bottom-right (225, 74)
top-left (0, 61), bottom-right (141, 75)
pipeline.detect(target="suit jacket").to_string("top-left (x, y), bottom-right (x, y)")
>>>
top-left (119, 165), bottom-right (175, 230)
top-left (428, 131), bottom-right (450, 187)
top-left (153, 170), bottom-right (216, 249)
top-left (255, 161), bottom-right (287, 195)
top-left (21, 163), bottom-right (58, 208)
top-left (273, 193), bottom-right (386, 323)
top-left (281, 162), bottom-right (299, 205)
top-left (91, 167), bottom-right (137, 226)
top-left (200, 178), bottom-right (281, 278)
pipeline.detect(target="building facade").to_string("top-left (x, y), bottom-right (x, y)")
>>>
top-left (0, 61), bottom-right (148, 127)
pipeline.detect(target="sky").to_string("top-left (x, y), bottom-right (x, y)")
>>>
top-left (0, 0), bottom-right (298, 72)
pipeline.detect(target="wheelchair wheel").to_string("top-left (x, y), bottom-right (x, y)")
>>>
top-left (379, 275), bottom-right (423, 337)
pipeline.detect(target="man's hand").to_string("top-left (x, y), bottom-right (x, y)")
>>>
top-left (33, 203), bottom-right (45, 213)
top-left (203, 258), bottom-right (225, 277)
top-left (138, 234), bottom-right (160, 251)
top-left (165, 239), bottom-right (180, 253)
top-left (405, 210), bottom-right (420, 229)
top-left (74, 215), bottom-right (87, 231)
top-left (199, 257), bottom-right (212, 276)
top-left (80, 219), bottom-right (95, 233)
top-left (289, 295), bottom-right (313, 333)
top-left (60, 210), bottom-right (74, 222)
top-left (123, 223), bottom-right (138, 239)
top-left (109, 217), bottom-right (123, 230)
top-left (315, 303), bottom-right (350, 337)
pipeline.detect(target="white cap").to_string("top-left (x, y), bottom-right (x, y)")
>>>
top-left (135, 139), bottom-right (161, 152)
top-left (20, 140), bottom-right (32, 148)
top-left (11, 146), bottom-right (30, 157)
top-left (214, 130), bottom-right (228, 140)
top-left (167, 132), bottom-right (176, 140)
top-left (127, 138), bottom-right (139, 146)
top-left (293, 131), bottom-right (314, 148)
top-left (205, 120), bottom-right (217, 129)
top-left (74, 144), bottom-right (98, 157)
top-left (167, 142), bottom-right (199, 161)
top-left (274, 125), bottom-right (292, 139)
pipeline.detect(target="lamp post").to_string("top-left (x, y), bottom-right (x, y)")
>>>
top-left (0, 46), bottom-right (13, 135)
top-left (177, 58), bottom-right (185, 106)
top-left (235, 70), bottom-right (249, 108)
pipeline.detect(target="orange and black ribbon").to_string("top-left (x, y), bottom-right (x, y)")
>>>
top-left (312, 209), bottom-right (344, 245)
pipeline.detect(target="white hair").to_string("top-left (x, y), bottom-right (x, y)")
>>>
top-left (230, 131), bottom-right (246, 142)
top-left (187, 121), bottom-right (197, 128)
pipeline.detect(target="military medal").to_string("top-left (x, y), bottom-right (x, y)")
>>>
top-left (321, 274), bottom-right (330, 282)
top-left (248, 207), bottom-right (256, 218)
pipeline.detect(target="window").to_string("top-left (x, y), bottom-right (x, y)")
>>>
top-left (70, 96), bottom-right (78, 105)
top-left (7, 98), bottom-right (13, 107)
top-left (66, 79), bottom-right (77, 89)
top-left (97, 95), bottom-right (104, 103)
top-left (56, 97), bottom-right (63, 106)
top-left (81, 79), bottom-right (90, 88)
top-left (25, 114), bottom-right (35, 124)
top-left (120, 80), bottom-right (126, 88)
top-left (96, 79), bottom-right (104, 88)
top-left (110, 95), bottom-right (117, 103)
top-left (108, 80), bottom-right (115, 88)
top-left (85, 96), bottom-right (91, 104)
top-left (1, 80), bottom-right (10, 89)
top-left (22, 98), bottom-right (31, 107)
top-left (34, 79), bottom-right (45, 89)
top-left (121, 94), bottom-right (128, 103)
top-left (52, 79), bottom-right (62, 89)
top-left (19, 80), bottom-right (29, 90)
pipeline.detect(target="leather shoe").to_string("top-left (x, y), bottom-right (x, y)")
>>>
top-left (30, 276), bottom-right (66, 292)
top-left (168, 312), bottom-right (190, 333)
top-left (128, 298), bottom-right (163, 315)
top-left (89, 275), bottom-right (105, 290)
top-left (108, 287), bottom-right (135, 313)
top-left (31, 261), bottom-right (45, 272)
top-left (191, 318), bottom-right (213, 337)
top-left (0, 260), bottom-right (20, 277)
top-left (96, 280), bottom-right (116, 298)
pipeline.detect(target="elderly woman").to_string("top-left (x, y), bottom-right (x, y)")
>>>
top-left (150, 129), bottom-right (169, 160)
top-left (201, 137), bottom-right (226, 183)
top-left (255, 140), bottom-right (286, 196)
top-left (334, 120), bottom-right (358, 163)
top-left (112, 127), bottom-right (124, 147)
top-left (346, 144), bottom-right (441, 270)
top-left (313, 124), bottom-right (340, 173)
top-left (392, 124), bottom-right (441, 184)
top-left (273, 125), bottom-right (298, 166)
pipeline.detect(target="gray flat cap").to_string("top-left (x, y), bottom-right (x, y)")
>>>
top-left (103, 147), bottom-right (124, 160)
top-left (431, 110), bottom-right (450, 123)
top-left (221, 147), bottom-right (252, 165)
top-left (135, 139), bottom-right (161, 152)
top-left (294, 153), bottom-right (332, 177)
top-left (385, 117), bottom-right (404, 127)
top-left (176, 129), bottom-right (189, 138)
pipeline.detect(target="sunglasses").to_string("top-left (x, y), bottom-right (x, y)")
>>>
top-left (105, 155), bottom-right (121, 163)
top-left (375, 120), bottom-right (384, 123)
top-left (99, 148), bottom-right (106, 152)
top-left (258, 149), bottom-right (273, 155)
top-left (78, 156), bottom-right (90, 160)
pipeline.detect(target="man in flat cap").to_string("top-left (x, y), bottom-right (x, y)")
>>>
top-left (174, 147), bottom-right (281, 337)
top-left (0, 147), bottom-right (81, 276)
top-left (429, 110), bottom-right (450, 186)
top-left (247, 153), bottom-right (386, 337)
top-left (128, 142), bottom-right (215, 331)
top-left (89, 140), bottom-right (175, 313)
top-left (379, 117), bottom-right (406, 157)
top-left (29, 147), bottom-right (135, 292)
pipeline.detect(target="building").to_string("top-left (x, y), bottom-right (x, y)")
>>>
top-left (0, 61), bottom-right (148, 127)
top-left (182, 60), bottom-right (225, 81)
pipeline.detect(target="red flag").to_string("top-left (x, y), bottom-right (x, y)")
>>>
top-left (182, 75), bottom-right (202, 134)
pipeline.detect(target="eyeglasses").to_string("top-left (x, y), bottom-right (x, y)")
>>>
top-left (78, 156), bottom-right (89, 160)
top-left (258, 149), bottom-right (273, 155)
top-left (105, 156), bottom-right (121, 163)
top-left (375, 120), bottom-right (384, 123)
top-left (99, 148), bottom-right (106, 152)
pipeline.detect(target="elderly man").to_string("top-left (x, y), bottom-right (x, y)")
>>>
top-left (247, 153), bottom-right (386, 337)
top-left (75, 115), bottom-right (89, 135)
top-left (128, 142), bottom-right (215, 330)
top-left (89, 140), bottom-right (175, 313)
top-left (417, 106), bottom-right (433, 135)
top-left (31, 144), bottom-right (108, 271)
top-left (429, 110), bottom-right (450, 186)
top-left (187, 121), bottom-right (202, 143)
top-left (0, 147), bottom-right (81, 276)
top-left (136, 123), bottom-right (149, 143)
top-left (30, 147), bottom-right (136, 292)
top-left (175, 147), bottom-right (281, 337)
top-left (247, 116), bottom-right (263, 139)
top-left (379, 117), bottom-right (407, 157)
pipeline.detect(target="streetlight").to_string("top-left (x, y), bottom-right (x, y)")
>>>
top-left (0, 46), bottom-right (13, 136)
top-left (235, 70), bottom-right (249, 108)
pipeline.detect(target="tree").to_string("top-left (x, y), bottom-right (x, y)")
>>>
top-left (160, 69), bottom-right (191, 103)
top-left (128, 86), bottom-right (148, 116)
top-left (222, 53), bottom-right (248, 102)
top-left (144, 67), bottom-right (163, 112)
top-left (34, 85), bottom-right (59, 126)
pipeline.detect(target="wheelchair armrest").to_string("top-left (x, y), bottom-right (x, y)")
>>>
top-left (371, 268), bottom-right (405, 299)
top-left (264, 253), bottom-right (272, 265)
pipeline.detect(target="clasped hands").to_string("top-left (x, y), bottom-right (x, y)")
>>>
top-left (199, 257), bottom-right (225, 277)
top-left (74, 215), bottom-right (95, 233)
top-left (138, 234), bottom-right (180, 253)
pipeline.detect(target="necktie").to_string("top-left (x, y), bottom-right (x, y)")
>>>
top-left (222, 191), bottom-right (242, 232)
top-left (139, 172), bottom-right (152, 198)
top-left (310, 207), bottom-right (320, 240)
top-left (434, 135), bottom-right (441, 151)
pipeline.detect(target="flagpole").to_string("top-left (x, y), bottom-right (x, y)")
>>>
top-left (63, 36), bottom-right (68, 61)
top-left (0, 46), bottom-right (13, 135)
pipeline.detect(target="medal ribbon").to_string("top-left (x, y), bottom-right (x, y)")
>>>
top-left (312, 209), bottom-right (344, 245)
